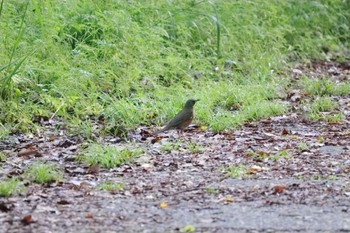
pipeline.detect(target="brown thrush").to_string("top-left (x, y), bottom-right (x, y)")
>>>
top-left (157, 99), bottom-right (199, 133)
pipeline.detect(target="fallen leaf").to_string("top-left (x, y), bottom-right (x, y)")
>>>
top-left (22, 215), bottom-right (33, 225)
top-left (131, 187), bottom-right (142, 194)
top-left (273, 185), bottom-right (286, 194)
top-left (281, 128), bottom-right (290, 135)
top-left (246, 165), bottom-right (263, 174)
top-left (151, 136), bottom-right (162, 144)
top-left (223, 197), bottom-right (234, 203)
top-left (159, 202), bottom-right (168, 209)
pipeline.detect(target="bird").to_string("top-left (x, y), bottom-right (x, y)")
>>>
top-left (157, 99), bottom-right (199, 134)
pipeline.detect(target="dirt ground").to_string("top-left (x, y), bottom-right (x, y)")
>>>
top-left (1, 61), bottom-right (350, 233)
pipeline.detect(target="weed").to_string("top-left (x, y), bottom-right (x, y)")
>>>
top-left (227, 165), bottom-right (248, 179)
top-left (24, 162), bottom-right (62, 184)
top-left (0, 151), bottom-right (6, 162)
top-left (310, 97), bottom-right (335, 112)
top-left (79, 143), bottom-right (141, 168)
top-left (205, 187), bottom-right (218, 194)
top-left (301, 78), bottom-right (350, 97)
top-left (271, 150), bottom-right (292, 161)
top-left (324, 113), bottom-right (344, 123)
top-left (0, 179), bottom-right (24, 197)
top-left (186, 142), bottom-right (204, 154)
top-left (301, 78), bottom-right (336, 96)
top-left (96, 181), bottom-right (123, 193)
top-left (160, 142), bottom-right (181, 152)
top-left (297, 142), bottom-right (309, 151)
top-left (306, 97), bottom-right (344, 123)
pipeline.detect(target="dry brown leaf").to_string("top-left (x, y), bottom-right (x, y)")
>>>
top-left (281, 128), bottom-right (290, 135)
top-left (22, 215), bottom-right (33, 225)
top-left (273, 185), bottom-right (286, 194)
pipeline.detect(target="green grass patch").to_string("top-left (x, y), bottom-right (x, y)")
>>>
top-left (78, 143), bottom-right (141, 168)
top-left (305, 97), bottom-right (344, 123)
top-left (297, 142), bottom-right (309, 151)
top-left (0, 0), bottom-right (349, 135)
top-left (186, 142), bottom-right (204, 154)
top-left (227, 165), bottom-right (248, 179)
top-left (96, 181), bottom-right (123, 193)
top-left (271, 150), bottom-right (292, 161)
top-left (301, 77), bottom-right (350, 96)
top-left (24, 162), bottom-right (63, 184)
top-left (160, 141), bottom-right (181, 153)
top-left (310, 96), bottom-right (336, 113)
top-left (0, 179), bottom-right (24, 197)
top-left (0, 151), bottom-right (7, 163)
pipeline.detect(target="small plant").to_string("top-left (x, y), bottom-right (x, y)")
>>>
top-left (227, 165), bottom-right (248, 179)
top-left (0, 179), bottom-right (24, 197)
top-left (325, 113), bottom-right (344, 123)
top-left (79, 143), bottom-right (141, 168)
top-left (186, 142), bottom-right (204, 154)
top-left (310, 97), bottom-right (335, 112)
top-left (24, 162), bottom-right (62, 184)
top-left (205, 187), bottom-right (218, 194)
top-left (96, 181), bottom-right (123, 193)
top-left (271, 150), bottom-right (292, 161)
top-left (0, 123), bottom-right (10, 140)
top-left (297, 142), bottom-right (309, 151)
top-left (245, 151), bottom-right (269, 162)
top-left (0, 151), bottom-right (7, 163)
top-left (242, 101), bottom-right (287, 122)
top-left (305, 97), bottom-right (343, 122)
top-left (160, 142), bottom-right (181, 152)
top-left (301, 78), bottom-right (336, 96)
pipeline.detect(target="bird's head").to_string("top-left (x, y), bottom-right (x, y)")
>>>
top-left (184, 99), bottom-right (199, 109)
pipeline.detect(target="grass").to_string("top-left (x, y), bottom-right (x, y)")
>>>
top-left (227, 165), bottom-right (248, 179)
top-left (301, 78), bottom-right (350, 97)
top-left (305, 96), bottom-right (344, 122)
top-left (247, 150), bottom-right (292, 162)
top-left (0, 151), bottom-right (6, 163)
top-left (186, 142), bottom-right (204, 154)
top-left (96, 181), bottom-right (123, 193)
top-left (297, 142), bottom-right (309, 151)
top-left (78, 143), bottom-right (141, 168)
top-left (0, 0), bottom-right (349, 137)
top-left (24, 162), bottom-right (62, 184)
top-left (0, 179), bottom-right (24, 197)
top-left (271, 150), bottom-right (292, 161)
top-left (160, 141), bottom-right (181, 152)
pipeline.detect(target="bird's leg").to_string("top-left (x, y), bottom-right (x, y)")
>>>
top-left (177, 129), bottom-right (184, 137)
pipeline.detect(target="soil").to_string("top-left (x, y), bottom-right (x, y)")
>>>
top-left (0, 61), bottom-right (350, 233)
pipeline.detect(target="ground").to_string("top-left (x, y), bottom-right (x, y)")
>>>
top-left (0, 61), bottom-right (350, 233)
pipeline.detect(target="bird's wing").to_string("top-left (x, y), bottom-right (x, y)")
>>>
top-left (164, 109), bottom-right (193, 129)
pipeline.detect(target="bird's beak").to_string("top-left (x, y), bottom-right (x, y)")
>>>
top-left (195, 99), bottom-right (200, 102)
